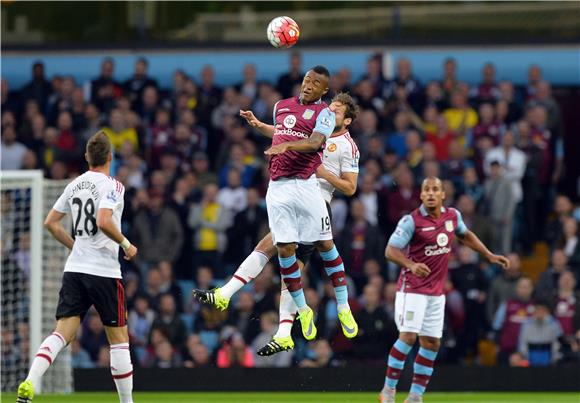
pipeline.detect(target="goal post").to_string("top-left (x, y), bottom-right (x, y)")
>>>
top-left (1, 170), bottom-right (72, 394)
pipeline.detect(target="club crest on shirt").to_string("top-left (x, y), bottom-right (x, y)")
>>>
top-left (302, 109), bottom-right (314, 120)
top-left (327, 143), bottom-right (337, 152)
top-left (437, 233), bottom-right (449, 247)
top-left (283, 115), bottom-right (297, 129)
top-left (445, 220), bottom-right (454, 232)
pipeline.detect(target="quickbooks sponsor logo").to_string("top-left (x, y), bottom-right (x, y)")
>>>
top-left (424, 245), bottom-right (451, 256)
top-left (274, 128), bottom-right (309, 139)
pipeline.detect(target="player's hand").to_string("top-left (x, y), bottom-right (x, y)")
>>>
top-left (239, 110), bottom-right (261, 128)
top-left (264, 143), bottom-right (289, 156)
top-left (488, 254), bottom-right (509, 269)
top-left (123, 244), bottom-right (138, 261)
top-left (410, 262), bottom-right (431, 278)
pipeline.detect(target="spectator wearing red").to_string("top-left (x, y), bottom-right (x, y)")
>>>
top-left (426, 116), bottom-right (455, 161)
top-left (492, 277), bottom-right (535, 363)
top-left (552, 271), bottom-right (579, 338)
top-left (216, 329), bottom-right (254, 368)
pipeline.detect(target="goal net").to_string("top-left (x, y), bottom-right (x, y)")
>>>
top-left (1, 170), bottom-right (73, 394)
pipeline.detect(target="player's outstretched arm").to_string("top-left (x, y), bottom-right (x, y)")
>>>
top-left (265, 132), bottom-right (326, 155)
top-left (239, 110), bottom-right (275, 138)
top-left (457, 230), bottom-right (509, 269)
top-left (96, 208), bottom-right (137, 260)
top-left (44, 209), bottom-right (75, 250)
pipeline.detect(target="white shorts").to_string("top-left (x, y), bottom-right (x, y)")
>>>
top-left (394, 292), bottom-right (446, 338)
top-left (266, 176), bottom-right (333, 244)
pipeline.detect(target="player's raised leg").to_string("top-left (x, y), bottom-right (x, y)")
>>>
top-left (257, 283), bottom-right (298, 356)
top-left (17, 317), bottom-right (79, 402)
top-left (315, 239), bottom-right (358, 338)
top-left (193, 233), bottom-right (275, 310)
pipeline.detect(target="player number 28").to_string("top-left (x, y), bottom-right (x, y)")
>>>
top-left (72, 197), bottom-right (98, 236)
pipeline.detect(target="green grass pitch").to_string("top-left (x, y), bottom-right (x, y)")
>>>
top-left (2, 392), bottom-right (579, 402)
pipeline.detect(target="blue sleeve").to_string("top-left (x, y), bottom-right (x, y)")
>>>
top-left (313, 108), bottom-right (335, 139)
top-left (388, 215), bottom-right (415, 249)
top-left (272, 101), bottom-right (280, 125)
top-left (454, 208), bottom-right (468, 236)
top-left (492, 302), bottom-right (507, 331)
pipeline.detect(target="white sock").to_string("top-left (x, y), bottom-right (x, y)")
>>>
top-left (220, 250), bottom-right (269, 299)
top-left (27, 331), bottom-right (66, 391)
top-left (274, 288), bottom-right (298, 339)
top-left (110, 343), bottom-right (133, 403)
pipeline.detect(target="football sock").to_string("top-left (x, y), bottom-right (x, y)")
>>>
top-left (26, 331), bottom-right (67, 391)
top-left (278, 254), bottom-right (307, 310)
top-left (320, 245), bottom-right (349, 312)
top-left (410, 347), bottom-right (438, 396)
top-left (110, 343), bottom-right (134, 403)
top-left (384, 339), bottom-right (413, 389)
top-left (221, 250), bottom-right (269, 299)
top-left (274, 288), bottom-right (298, 338)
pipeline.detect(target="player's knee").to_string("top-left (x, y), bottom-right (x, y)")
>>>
top-left (105, 326), bottom-right (129, 344)
top-left (314, 239), bottom-right (334, 252)
top-left (420, 336), bottom-right (440, 351)
top-left (277, 243), bottom-right (296, 257)
top-left (399, 332), bottom-right (417, 345)
top-left (255, 235), bottom-right (276, 258)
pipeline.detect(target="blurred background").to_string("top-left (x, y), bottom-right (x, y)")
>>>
top-left (1, 0), bottom-right (580, 390)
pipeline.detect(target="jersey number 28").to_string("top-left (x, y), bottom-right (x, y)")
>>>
top-left (72, 197), bottom-right (97, 236)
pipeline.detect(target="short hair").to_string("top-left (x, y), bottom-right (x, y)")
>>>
top-left (86, 131), bottom-right (111, 167)
top-left (331, 92), bottom-right (359, 123)
top-left (311, 65), bottom-right (330, 78)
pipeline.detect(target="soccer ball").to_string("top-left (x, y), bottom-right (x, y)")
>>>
top-left (267, 16), bottom-right (300, 48)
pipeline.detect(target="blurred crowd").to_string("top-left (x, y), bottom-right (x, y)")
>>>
top-left (2, 52), bottom-right (579, 370)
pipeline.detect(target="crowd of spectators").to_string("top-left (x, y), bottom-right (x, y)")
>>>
top-left (2, 52), bottom-right (579, 370)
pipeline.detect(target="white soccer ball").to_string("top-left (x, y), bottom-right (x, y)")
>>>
top-left (267, 16), bottom-right (300, 49)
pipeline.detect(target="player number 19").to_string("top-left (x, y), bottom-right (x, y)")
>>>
top-left (321, 216), bottom-right (330, 231)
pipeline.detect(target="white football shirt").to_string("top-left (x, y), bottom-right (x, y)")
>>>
top-left (53, 171), bottom-right (125, 278)
top-left (318, 131), bottom-right (360, 203)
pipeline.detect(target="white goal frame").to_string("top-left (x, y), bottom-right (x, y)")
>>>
top-left (1, 170), bottom-right (44, 381)
top-left (2, 170), bottom-right (74, 394)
